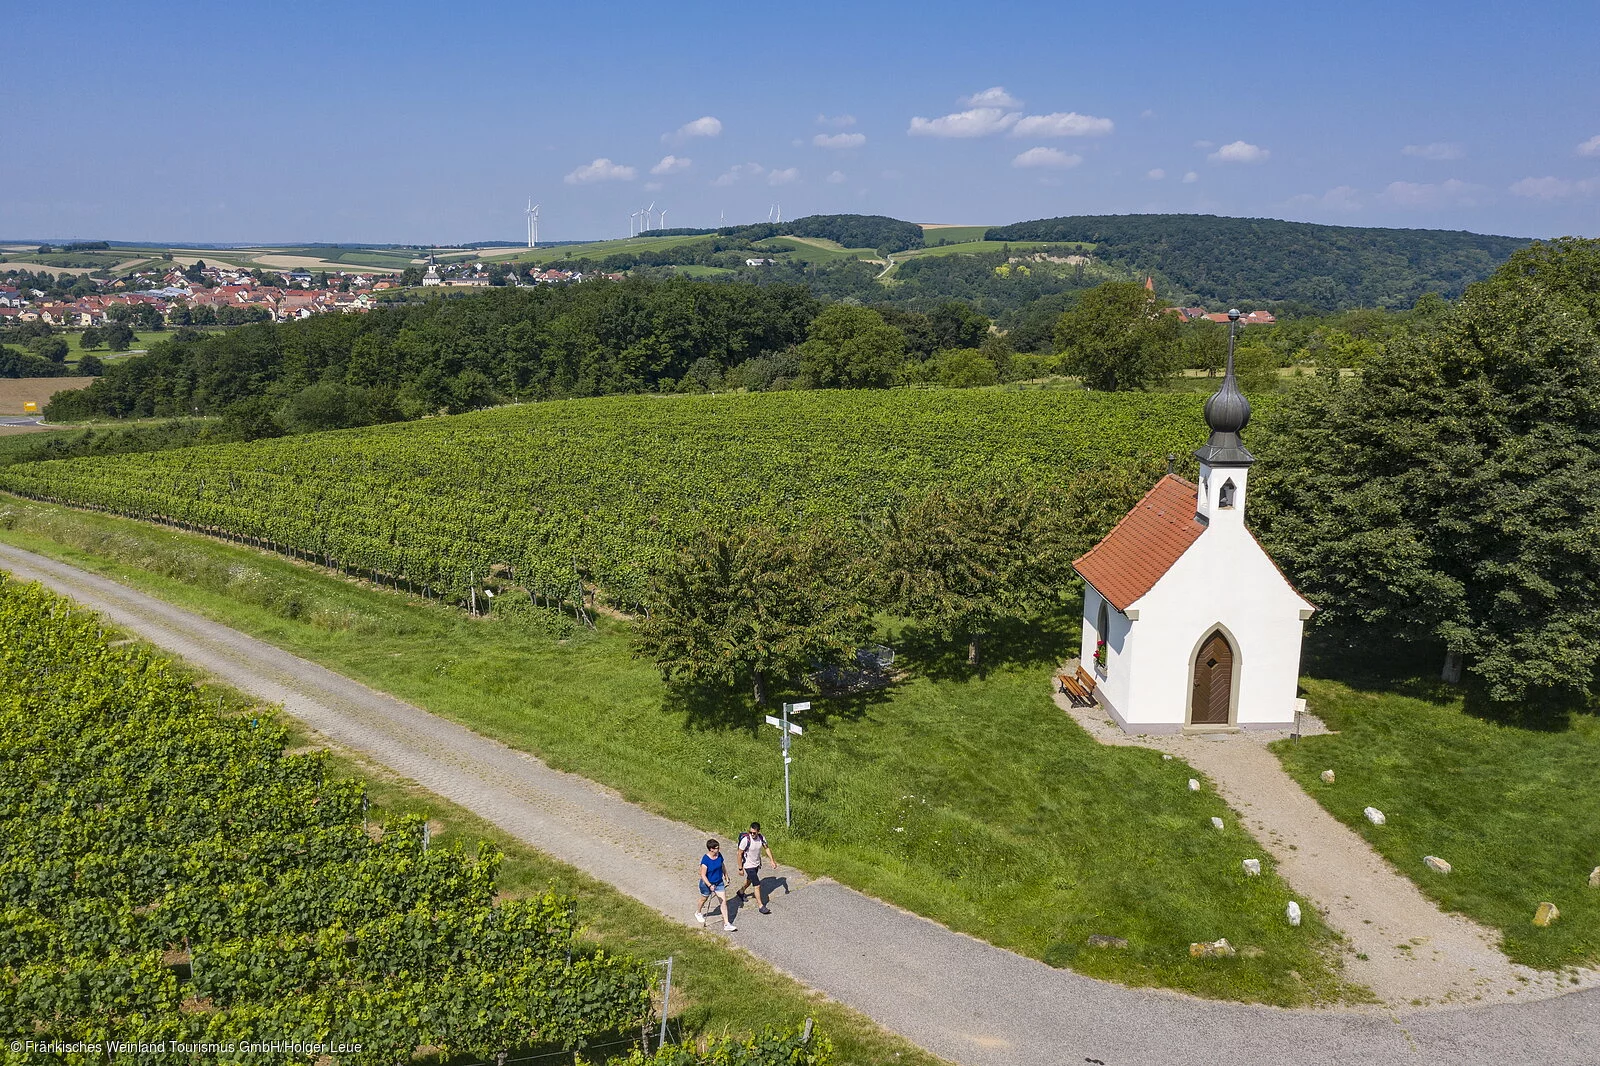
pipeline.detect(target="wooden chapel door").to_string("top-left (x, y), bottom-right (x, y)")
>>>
top-left (1190, 631), bottom-right (1234, 725)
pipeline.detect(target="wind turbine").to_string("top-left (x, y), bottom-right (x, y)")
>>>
top-left (526, 201), bottom-right (541, 248)
top-left (775, 202), bottom-right (782, 225)
top-left (659, 209), bottom-right (668, 230)
top-left (646, 202), bottom-right (656, 232)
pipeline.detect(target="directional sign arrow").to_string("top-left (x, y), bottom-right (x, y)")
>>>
top-left (788, 723), bottom-right (802, 735)
top-left (765, 715), bottom-right (783, 729)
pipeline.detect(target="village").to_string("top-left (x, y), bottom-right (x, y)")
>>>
top-left (0, 255), bottom-right (621, 332)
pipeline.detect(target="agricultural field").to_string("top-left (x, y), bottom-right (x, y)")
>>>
top-left (0, 376), bottom-right (91, 416)
top-left (919, 225), bottom-right (990, 245)
top-left (0, 576), bottom-right (655, 1060)
top-left (0, 389), bottom-right (1222, 605)
top-left (754, 236), bottom-right (879, 263)
top-left (0, 499), bottom-right (1349, 1005)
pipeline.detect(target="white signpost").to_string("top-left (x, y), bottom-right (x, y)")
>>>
top-left (767, 701), bottom-right (808, 827)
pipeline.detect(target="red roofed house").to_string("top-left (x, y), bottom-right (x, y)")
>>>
top-left (1072, 325), bottom-right (1312, 733)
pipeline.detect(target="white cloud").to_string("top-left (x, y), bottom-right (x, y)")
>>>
top-left (1380, 178), bottom-right (1488, 208)
top-left (767, 167), bottom-right (800, 186)
top-left (813, 132), bottom-right (866, 149)
top-left (1209, 141), bottom-right (1270, 164)
top-left (1192, 140), bottom-right (1214, 150)
top-left (1402, 142), bottom-right (1464, 161)
top-left (712, 162), bottom-right (765, 187)
top-left (1576, 134), bottom-right (1600, 158)
top-left (816, 113), bottom-right (856, 128)
top-left (1011, 112), bottom-right (1114, 138)
top-left (650, 154), bottom-right (691, 175)
top-left (1289, 185), bottom-right (1362, 213)
top-left (1012, 147), bottom-right (1082, 169)
top-left (961, 86), bottom-right (1021, 108)
top-left (826, 170), bottom-right (847, 184)
top-left (1140, 109), bottom-right (1155, 119)
top-left (1147, 168), bottom-right (1166, 180)
top-left (564, 158), bottom-right (636, 185)
top-left (664, 115), bottom-right (722, 144)
top-left (1508, 175), bottom-right (1599, 200)
top-left (908, 107), bottom-right (1019, 138)
top-left (1182, 171), bottom-right (1199, 183)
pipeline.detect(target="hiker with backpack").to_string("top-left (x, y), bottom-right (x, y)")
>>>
top-left (736, 821), bottom-right (777, 915)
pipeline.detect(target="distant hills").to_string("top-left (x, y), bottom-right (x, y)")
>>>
top-left (983, 214), bottom-right (1530, 308)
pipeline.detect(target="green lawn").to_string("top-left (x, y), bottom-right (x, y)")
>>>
top-left (0, 498), bottom-right (1352, 1006)
top-left (1275, 669), bottom-right (1600, 971)
top-left (67, 329), bottom-right (165, 356)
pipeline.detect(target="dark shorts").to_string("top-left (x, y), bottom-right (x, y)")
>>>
top-left (741, 865), bottom-right (761, 886)
top-left (698, 878), bottom-right (727, 897)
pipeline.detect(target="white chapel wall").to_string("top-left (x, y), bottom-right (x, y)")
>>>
top-left (1120, 524), bottom-right (1309, 729)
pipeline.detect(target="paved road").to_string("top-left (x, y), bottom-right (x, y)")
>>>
top-left (3, 540), bottom-right (1596, 1066)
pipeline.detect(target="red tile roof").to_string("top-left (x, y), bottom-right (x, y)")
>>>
top-left (1073, 474), bottom-right (1206, 611)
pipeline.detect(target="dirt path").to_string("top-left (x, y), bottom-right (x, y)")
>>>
top-left (2, 540), bottom-right (1597, 1065)
top-left (1054, 683), bottom-right (1599, 1007)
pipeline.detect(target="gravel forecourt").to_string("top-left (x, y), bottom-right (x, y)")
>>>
top-left (2, 541), bottom-right (1596, 1066)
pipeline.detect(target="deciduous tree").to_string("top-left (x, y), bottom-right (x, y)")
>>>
top-left (1252, 238), bottom-right (1600, 701)
top-left (636, 526), bottom-right (869, 706)
top-left (1053, 282), bottom-right (1179, 390)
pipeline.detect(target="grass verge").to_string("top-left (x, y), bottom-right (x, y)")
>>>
top-left (0, 497), bottom-right (1353, 1005)
top-left (1275, 671), bottom-right (1599, 971)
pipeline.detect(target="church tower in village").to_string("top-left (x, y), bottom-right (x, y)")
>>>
top-left (1071, 310), bottom-right (1313, 733)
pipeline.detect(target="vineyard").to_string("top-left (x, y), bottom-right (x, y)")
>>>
top-left (0, 389), bottom-right (1220, 608)
top-left (0, 577), bottom-right (838, 1065)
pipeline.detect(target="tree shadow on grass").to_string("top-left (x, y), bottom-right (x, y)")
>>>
top-left (662, 677), bottom-right (894, 735)
top-left (1301, 627), bottom-right (1460, 705)
top-left (895, 612), bottom-right (1075, 684)
top-left (1461, 683), bottom-right (1591, 734)
top-left (1304, 625), bottom-right (1594, 732)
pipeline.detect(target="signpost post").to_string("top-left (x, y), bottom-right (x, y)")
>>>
top-left (765, 701), bottom-right (808, 828)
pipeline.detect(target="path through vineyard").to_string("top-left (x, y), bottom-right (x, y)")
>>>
top-left (4, 540), bottom-right (1598, 1066)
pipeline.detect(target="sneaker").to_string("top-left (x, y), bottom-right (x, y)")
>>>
top-left (694, 911), bottom-right (705, 925)
top-left (759, 906), bottom-right (771, 915)
top-left (723, 923), bottom-right (737, 932)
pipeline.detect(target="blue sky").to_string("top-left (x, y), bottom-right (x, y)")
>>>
top-left (5, 1), bottom-right (1597, 244)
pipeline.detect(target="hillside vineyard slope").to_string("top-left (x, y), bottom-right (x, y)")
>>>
top-left (0, 390), bottom-right (1215, 606)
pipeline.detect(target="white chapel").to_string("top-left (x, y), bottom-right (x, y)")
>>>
top-left (1072, 312), bottom-right (1313, 733)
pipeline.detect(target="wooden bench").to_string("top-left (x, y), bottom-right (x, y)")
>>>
top-left (1058, 666), bottom-right (1099, 707)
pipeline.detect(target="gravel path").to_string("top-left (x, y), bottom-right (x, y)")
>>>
top-left (4, 541), bottom-right (1597, 1066)
top-left (1055, 686), bottom-right (1600, 1008)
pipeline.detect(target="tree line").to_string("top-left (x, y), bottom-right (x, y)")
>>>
top-left (985, 214), bottom-right (1530, 310)
top-left (1251, 237), bottom-right (1600, 704)
top-left (637, 465), bottom-right (1158, 705)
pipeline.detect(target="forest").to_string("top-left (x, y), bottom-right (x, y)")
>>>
top-left (984, 214), bottom-right (1530, 309)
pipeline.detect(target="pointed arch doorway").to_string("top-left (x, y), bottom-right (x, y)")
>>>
top-left (1189, 629), bottom-right (1235, 726)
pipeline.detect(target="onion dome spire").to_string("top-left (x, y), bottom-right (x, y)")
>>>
top-left (1193, 308), bottom-right (1256, 467)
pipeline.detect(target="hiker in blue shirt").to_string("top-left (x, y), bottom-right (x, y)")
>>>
top-left (694, 838), bottom-right (736, 931)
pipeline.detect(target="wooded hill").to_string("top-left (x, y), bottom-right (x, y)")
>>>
top-left (984, 214), bottom-right (1530, 309)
